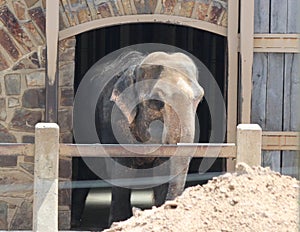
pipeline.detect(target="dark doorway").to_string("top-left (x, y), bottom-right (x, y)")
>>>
top-left (73, 23), bottom-right (227, 230)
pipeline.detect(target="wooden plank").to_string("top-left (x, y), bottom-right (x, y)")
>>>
top-left (251, 0), bottom-right (269, 128)
top-left (254, 0), bottom-right (270, 33)
top-left (0, 142), bottom-right (236, 158)
top-left (263, 0), bottom-right (287, 173)
top-left (287, 0), bottom-right (300, 33)
top-left (282, 53), bottom-right (300, 176)
top-left (264, 53), bottom-right (284, 172)
top-left (226, 0), bottom-right (239, 171)
top-left (290, 54), bottom-right (300, 131)
top-left (251, 53), bottom-right (268, 127)
top-left (290, 54), bottom-right (300, 178)
top-left (262, 131), bottom-right (300, 151)
top-left (282, 0), bottom-right (300, 178)
top-left (270, 0), bottom-right (288, 33)
top-left (59, 143), bottom-right (237, 158)
top-left (240, 0), bottom-right (254, 123)
top-left (0, 143), bottom-right (34, 156)
top-left (263, 131), bottom-right (300, 136)
top-left (45, 0), bottom-right (59, 122)
top-left (252, 0), bottom-right (270, 172)
top-left (253, 34), bottom-right (300, 53)
top-left (282, 53), bottom-right (294, 175)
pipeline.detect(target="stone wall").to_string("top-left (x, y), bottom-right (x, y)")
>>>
top-left (0, 153), bottom-right (72, 230)
top-left (0, 0), bottom-right (74, 229)
top-left (0, 0), bottom-right (228, 142)
top-left (57, 0), bottom-right (228, 28)
top-left (0, 1), bottom-right (75, 143)
top-left (0, 0), bottom-right (229, 143)
top-left (0, 0), bottom-right (228, 229)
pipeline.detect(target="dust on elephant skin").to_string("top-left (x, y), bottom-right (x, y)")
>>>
top-left (72, 51), bottom-right (204, 227)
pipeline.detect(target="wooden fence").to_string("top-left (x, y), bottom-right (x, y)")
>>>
top-left (0, 123), bottom-right (299, 232)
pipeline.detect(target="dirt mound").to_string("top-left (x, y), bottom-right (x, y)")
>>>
top-left (105, 163), bottom-right (299, 232)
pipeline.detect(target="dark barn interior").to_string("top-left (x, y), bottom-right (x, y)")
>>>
top-left (73, 23), bottom-right (227, 230)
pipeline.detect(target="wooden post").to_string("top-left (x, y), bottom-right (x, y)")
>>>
top-left (226, 0), bottom-right (239, 172)
top-left (240, 0), bottom-right (254, 123)
top-left (33, 123), bottom-right (59, 232)
top-left (45, 0), bottom-right (59, 122)
top-left (236, 124), bottom-right (262, 167)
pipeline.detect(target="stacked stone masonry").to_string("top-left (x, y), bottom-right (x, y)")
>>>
top-left (0, 153), bottom-right (72, 230)
top-left (0, 0), bottom-right (228, 229)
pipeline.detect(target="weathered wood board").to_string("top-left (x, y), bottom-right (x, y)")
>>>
top-left (252, 0), bottom-right (299, 177)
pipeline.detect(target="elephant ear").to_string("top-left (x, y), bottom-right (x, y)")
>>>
top-left (110, 66), bottom-right (137, 124)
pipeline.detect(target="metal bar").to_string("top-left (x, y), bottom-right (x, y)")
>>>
top-left (59, 143), bottom-right (237, 158)
top-left (45, 0), bottom-right (59, 122)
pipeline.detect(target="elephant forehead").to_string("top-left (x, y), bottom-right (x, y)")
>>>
top-left (151, 73), bottom-right (195, 100)
top-left (141, 52), bottom-right (198, 78)
top-left (142, 52), bottom-right (193, 64)
top-left (159, 68), bottom-right (203, 99)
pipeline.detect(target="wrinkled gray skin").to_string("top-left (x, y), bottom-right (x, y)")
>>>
top-left (71, 52), bottom-right (204, 228)
top-left (108, 52), bottom-right (204, 224)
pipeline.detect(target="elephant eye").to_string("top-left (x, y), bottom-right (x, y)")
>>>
top-left (148, 100), bottom-right (165, 110)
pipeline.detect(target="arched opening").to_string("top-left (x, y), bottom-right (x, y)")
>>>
top-left (73, 23), bottom-right (226, 230)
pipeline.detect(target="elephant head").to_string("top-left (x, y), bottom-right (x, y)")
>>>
top-left (107, 52), bottom-right (204, 224)
top-left (111, 52), bottom-right (204, 145)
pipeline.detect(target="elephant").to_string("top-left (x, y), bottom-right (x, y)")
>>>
top-left (71, 51), bottom-right (204, 228)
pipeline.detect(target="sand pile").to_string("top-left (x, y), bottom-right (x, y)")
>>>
top-left (105, 163), bottom-right (299, 232)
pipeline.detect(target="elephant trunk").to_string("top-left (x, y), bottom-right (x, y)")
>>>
top-left (162, 102), bottom-right (196, 144)
top-left (161, 102), bottom-right (196, 200)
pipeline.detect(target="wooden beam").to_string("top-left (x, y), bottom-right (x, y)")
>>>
top-left (226, 0), bottom-right (239, 171)
top-left (240, 0), bottom-right (254, 123)
top-left (237, 34), bottom-right (300, 53)
top-left (254, 34), bottom-right (300, 53)
top-left (263, 0), bottom-right (288, 173)
top-left (0, 143), bottom-right (34, 156)
top-left (262, 131), bottom-right (300, 151)
top-left (59, 144), bottom-right (237, 158)
top-left (45, 0), bottom-right (59, 122)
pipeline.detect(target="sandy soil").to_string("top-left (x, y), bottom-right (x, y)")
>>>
top-left (104, 163), bottom-right (299, 232)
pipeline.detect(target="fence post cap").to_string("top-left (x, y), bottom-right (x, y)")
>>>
top-left (237, 124), bottom-right (262, 131)
top-left (35, 123), bottom-right (59, 129)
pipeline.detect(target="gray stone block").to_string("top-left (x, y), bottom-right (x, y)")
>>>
top-left (4, 74), bottom-right (21, 95)
top-left (0, 98), bottom-right (7, 121)
top-left (9, 108), bottom-right (42, 132)
top-left (22, 88), bottom-right (45, 108)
